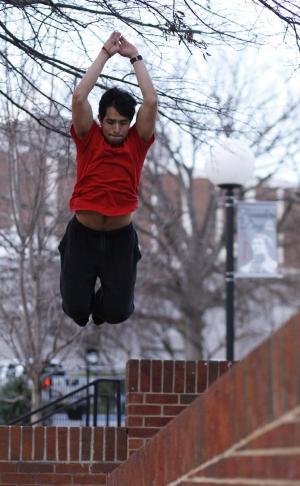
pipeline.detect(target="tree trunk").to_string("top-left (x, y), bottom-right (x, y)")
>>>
top-left (183, 316), bottom-right (204, 360)
top-left (30, 371), bottom-right (42, 424)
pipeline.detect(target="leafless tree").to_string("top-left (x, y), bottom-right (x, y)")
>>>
top-left (75, 51), bottom-right (300, 364)
top-left (254, 1), bottom-right (300, 48)
top-left (0, 0), bottom-right (299, 382)
top-left (129, 62), bottom-right (300, 360)
top-left (0, 0), bottom-right (299, 135)
top-left (0, 103), bottom-right (84, 414)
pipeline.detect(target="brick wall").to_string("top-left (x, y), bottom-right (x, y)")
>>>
top-left (0, 426), bottom-right (127, 485)
top-left (7, 333), bottom-right (299, 486)
top-left (0, 360), bottom-right (232, 484)
top-left (108, 312), bottom-right (300, 485)
top-left (126, 359), bottom-right (232, 456)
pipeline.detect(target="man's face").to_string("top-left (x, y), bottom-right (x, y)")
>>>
top-left (99, 106), bottom-right (131, 146)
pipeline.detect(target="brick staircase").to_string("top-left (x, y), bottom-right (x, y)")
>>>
top-left (0, 361), bottom-right (229, 484)
top-left (1, 311), bottom-right (300, 485)
top-left (109, 312), bottom-right (300, 485)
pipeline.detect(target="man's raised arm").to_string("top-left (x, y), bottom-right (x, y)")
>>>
top-left (72, 31), bottom-right (121, 139)
top-left (119, 36), bottom-right (158, 142)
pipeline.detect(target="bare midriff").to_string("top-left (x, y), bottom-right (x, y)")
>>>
top-left (76, 210), bottom-right (132, 231)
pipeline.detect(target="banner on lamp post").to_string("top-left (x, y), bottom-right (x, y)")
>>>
top-left (236, 201), bottom-right (280, 278)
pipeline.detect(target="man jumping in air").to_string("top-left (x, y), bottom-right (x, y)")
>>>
top-left (59, 31), bottom-right (157, 327)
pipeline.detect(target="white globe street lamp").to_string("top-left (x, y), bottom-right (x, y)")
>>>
top-left (206, 138), bottom-right (255, 187)
top-left (206, 138), bottom-right (255, 361)
top-left (85, 348), bottom-right (99, 367)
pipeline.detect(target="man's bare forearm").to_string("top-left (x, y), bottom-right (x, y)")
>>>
top-left (73, 49), bottom-right (109, 101)
top-left (73, 31), bottom-right (121, 102)
top-left (133, 59), bottom-right (157, 106)
top-left (118, 35), bottom-right (157, 106)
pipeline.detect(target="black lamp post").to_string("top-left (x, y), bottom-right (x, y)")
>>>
top-left (219, 183), bottom-right (240, 361)
top-left (206, 139), bottom-right (255, 361)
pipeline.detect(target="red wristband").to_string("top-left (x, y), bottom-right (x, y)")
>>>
top-left (102, 46), bottom-right (111, 58)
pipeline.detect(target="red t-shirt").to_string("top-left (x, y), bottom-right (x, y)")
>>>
top-left (69, 121), bottom-right (154, 216)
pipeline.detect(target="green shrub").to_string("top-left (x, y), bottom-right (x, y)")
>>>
top-left (0, 377), bottom-right (31, 424)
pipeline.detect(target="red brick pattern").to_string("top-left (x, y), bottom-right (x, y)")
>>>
top-left (0, 359), bottom-right (228, 484)
top-left (126, 359), bottom-right (232, 456)
top-left (0, 426), bottom-right (127, 485)
top-left (108, 313), bottom-right (300, 485)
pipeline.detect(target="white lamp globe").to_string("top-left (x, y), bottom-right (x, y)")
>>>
top-left (85, 348), bottom-right (99, 365)
top-left (205, 138), bottom-right (255, 187)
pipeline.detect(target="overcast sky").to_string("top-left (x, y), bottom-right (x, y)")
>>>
top-left (83, 1), bottom-right (299, 185)
top-left (3, 0), bottom-right (299, 184)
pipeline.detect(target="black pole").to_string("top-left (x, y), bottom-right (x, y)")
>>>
top-left (224, 186), bottom-right (235, 361)
top-left (85, 363), bottom-right (90, 426)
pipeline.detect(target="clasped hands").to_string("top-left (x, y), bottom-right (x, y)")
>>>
top-left (103, 31), bottom-right (138, 59)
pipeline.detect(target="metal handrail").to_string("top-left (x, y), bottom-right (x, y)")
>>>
top-left (30, 394), bottom-right (90, 427)
top-left (8, 377), bottom-right (123, 427)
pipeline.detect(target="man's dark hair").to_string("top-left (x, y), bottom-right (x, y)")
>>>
top-left (98, 87), bottom-right (137, 121)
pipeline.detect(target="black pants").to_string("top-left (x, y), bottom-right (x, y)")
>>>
top-left (58, 216), bottom-right (141, 326)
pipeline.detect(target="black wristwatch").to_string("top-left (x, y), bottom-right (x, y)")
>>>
top-left (130, 54), bottom-right (143, 64)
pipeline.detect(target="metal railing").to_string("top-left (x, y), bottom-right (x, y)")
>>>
top-left (8, 378), bottom-right (124, 427)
